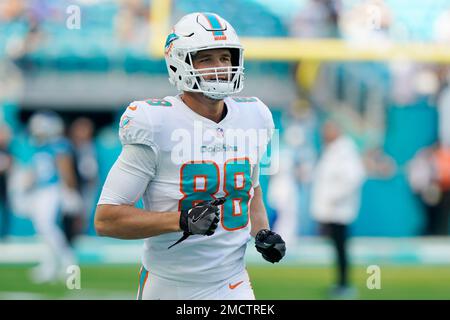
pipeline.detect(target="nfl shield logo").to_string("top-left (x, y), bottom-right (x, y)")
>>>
top-left (216, 127), bottom-right (224, 138)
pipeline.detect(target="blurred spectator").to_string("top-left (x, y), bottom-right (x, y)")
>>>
top-left (68, 117), bottom-right (99, 235)
top-left (290, 0), bottom-right (341, 113)
top-left (27, 111), bottom-right (81, 283)
top-left (0, 60), bottom-right (24, 103)
top-left (339, 0), bottom-right (392, 42)
top-left (267, 149), bottom-right (299, 245)
top-left (390, 61), bottom-right (420, 106)
top-left (290, 0), bottom-right (341, 38)
top-left (286, 100), bottom-right (319, 236)
top-left (268, 100), bottom-right (319, 242)
top-left (408, 145), bottom-right (450, 235)
top-left (391, 62), bottom-right (440, 106)
top-left (0, 0), bottom-right (44, 60)
top-left (311, 120), bottom-right (366, 299)
top-left (432, 146), bottom-right (450, 235)
top-left (0, 124), bottom-right (13, 241)
top-left (363, 148), bottom-right (396, 178)
top-left (406, 67), bottom-right (450, 236)
top-left (438, 73), bottom-right (450, 148)
top-left (0, 0), bottom-right (25, 21)
top-left (115, 0), bottom-right (150, 46)
top-left (433, 8), bottom-right (450, 44)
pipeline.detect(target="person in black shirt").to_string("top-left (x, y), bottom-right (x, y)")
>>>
top-left (65, 117), bottom-right (99, 242)
top-left (0, 125), bottom-right (12, 241)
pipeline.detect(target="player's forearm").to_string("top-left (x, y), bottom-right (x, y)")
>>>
top-left (57, 155), bottom-right (78, 189)
top-left (250, 209), bottom-right (270, 237)
top-left (249, 186), bottom-right (270, 237)
top-left (95, 204), bottom-right (181, 239)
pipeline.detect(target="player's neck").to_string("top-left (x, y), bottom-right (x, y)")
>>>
top-left (181, 92), bottom-right (226, 123)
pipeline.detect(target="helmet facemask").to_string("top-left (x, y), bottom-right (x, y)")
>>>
top-left (183, 48), bottom-right (244, 100)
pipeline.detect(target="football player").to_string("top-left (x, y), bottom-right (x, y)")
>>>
top-left (95, 12), bottom-right (286, 300)
top-left (27, 111), bottom-right (80, 283)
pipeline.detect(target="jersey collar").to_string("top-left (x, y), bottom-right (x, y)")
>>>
top-left (171, 94), bottom-right (235, 127)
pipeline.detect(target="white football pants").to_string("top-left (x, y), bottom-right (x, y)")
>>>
top-left (137, 266), bottom-right (255, 300)
top-left (30, 185), bottom-right (76, 280)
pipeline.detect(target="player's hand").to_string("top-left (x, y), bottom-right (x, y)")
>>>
top-left (255, 229), bottom-right (286, 263)
top-left (179, 197), bottom-right (225, 236)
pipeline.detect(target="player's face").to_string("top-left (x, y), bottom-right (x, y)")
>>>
top-left (192, 48), bottom-right (232, 81)
top-left (322, 121), bottom-right (341, 145)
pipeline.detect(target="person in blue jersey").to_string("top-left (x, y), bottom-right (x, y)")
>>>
top-left (27, 111), bottom-right (82, 283)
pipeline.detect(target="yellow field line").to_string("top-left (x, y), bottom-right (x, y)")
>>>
top-left (149, 1), bottom-right (450, 63)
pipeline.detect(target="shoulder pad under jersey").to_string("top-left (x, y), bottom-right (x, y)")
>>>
top-left (228, 96), bottom-right (275, 131)
top-left (118, 98), bottom-right (174, 148)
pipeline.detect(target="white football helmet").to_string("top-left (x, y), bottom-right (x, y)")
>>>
top-left (29, 111), bottom-right (64, 142)
top-left (165, 12), bottom-right (244, 100)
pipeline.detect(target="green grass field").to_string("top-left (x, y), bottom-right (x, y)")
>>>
top-left (0, 264), bottom-right (449, 300)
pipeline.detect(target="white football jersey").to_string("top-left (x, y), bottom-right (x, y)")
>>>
top-left (118, 95), bottom-right (274, 283)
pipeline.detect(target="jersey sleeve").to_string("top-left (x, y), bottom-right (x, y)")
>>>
top-left (97, 144), bottom-right (157, 206)
top-left (253, 98), bottom-right (276, 168)
top-left (118, 102), bottom-right (159, 152)
top-left (255, 97), bottom-right (275, 139)
top-left (251, 163), bottom-right (260, 188)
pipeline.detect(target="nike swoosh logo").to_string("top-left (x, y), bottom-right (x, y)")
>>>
top-left (192, 208), bottom-right (208, 223)
top-left (228, 281), bottom-right (244, 290)
top-left (128, 105), bottom-right (137, 111)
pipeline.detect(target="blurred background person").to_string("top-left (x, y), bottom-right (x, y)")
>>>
top-left (432, 145), bottom-right (450, 235)
top-left (405, 59), bottom-right (450, 236)
top-left (115, 0), bottom-right (150, 46)
top-left (27, 111), bottom-right (80, 283)
top-left (267, 150), bottom-right (300, 246)
top-left (68, 117), bottom-right (99, 237)
top-left (290, 0), bottom-right (341, 39)
top-left (438, 71), bottom-right (450, 149)
top-left (0, 124), bottom-right (13, 241)
top-left (408, 144), bottom-right (450, 236)
top-left (268, 99), bottom-right (319, 240)
top-left (311, 119), bottom-right (366, 299)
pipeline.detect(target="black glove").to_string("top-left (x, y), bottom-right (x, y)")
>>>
top-left (168, 197), bottom-right (226, 249)
top-left (255, 229), bottom-right (286, 263)
top-left (180, 198), bottom-right (224, 236)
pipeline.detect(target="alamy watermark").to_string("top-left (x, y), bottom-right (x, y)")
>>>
top-left (169, 120), bottom-right (280, 176)
top-left (366, 265), bottom-right (381, 290)
top-left (66, 265), bottom-right (81, 290)
top-left (66, 5), bottom-right (81, 30)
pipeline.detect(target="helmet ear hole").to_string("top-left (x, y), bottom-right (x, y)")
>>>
top-left (170, 65), bottom-right (177, 73)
